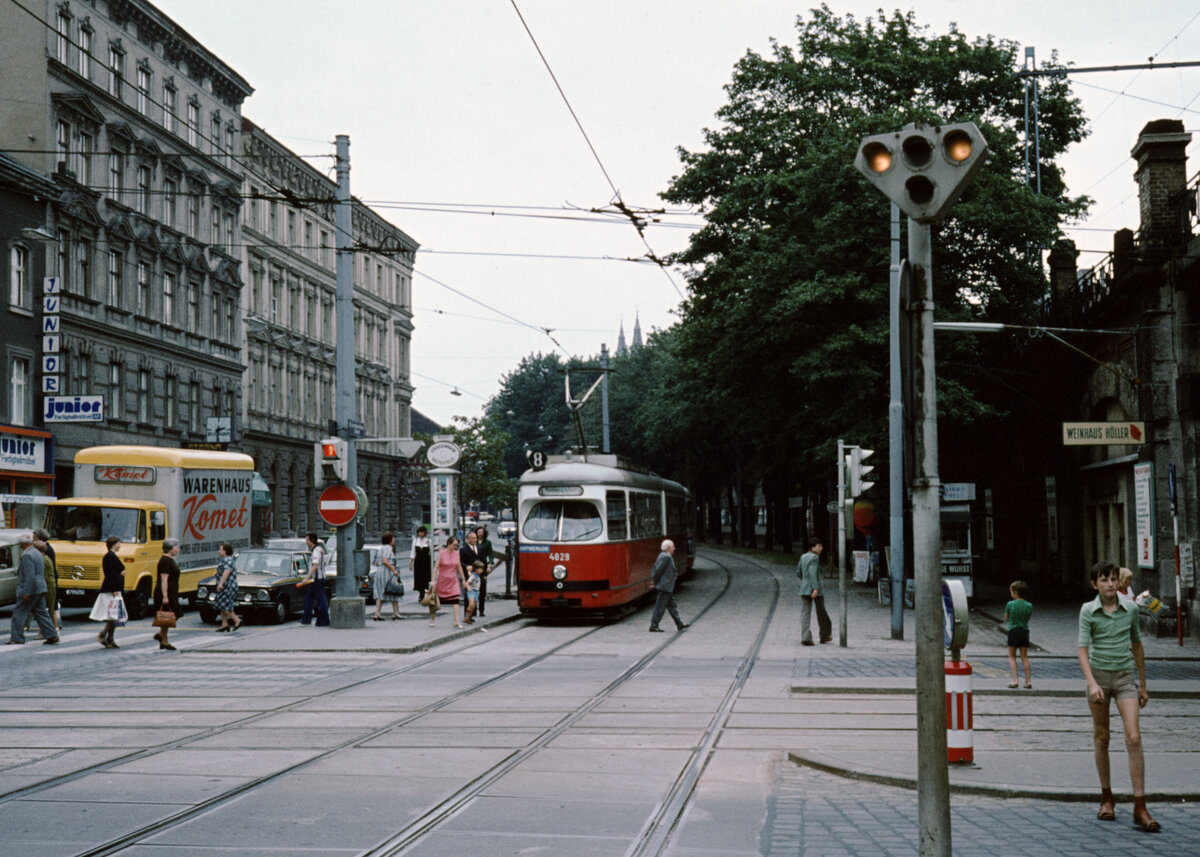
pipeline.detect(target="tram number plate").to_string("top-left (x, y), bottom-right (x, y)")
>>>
top-left (65, 588), bottom-right (85, 596)
top-left (549, 552), bottom-right (570, 562)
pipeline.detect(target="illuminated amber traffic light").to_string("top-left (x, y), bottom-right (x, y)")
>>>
top-left (854, 121), bottom-right (988, 223)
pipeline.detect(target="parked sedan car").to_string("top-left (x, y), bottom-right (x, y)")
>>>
top-left (0, 532), bottom-right (22, 608)
top-left (265, 537), bottom-right (311, 551)
top-left (195, 548), bottom-right (323, 624)
top-left (496, 512), bottom-right (517, 540)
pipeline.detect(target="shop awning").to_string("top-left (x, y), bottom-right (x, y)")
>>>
top-left (251, 472), bottom-right (272, 507)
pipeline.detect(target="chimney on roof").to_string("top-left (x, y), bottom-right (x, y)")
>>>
top-left (1132, 119), bottom-right (1191, 250)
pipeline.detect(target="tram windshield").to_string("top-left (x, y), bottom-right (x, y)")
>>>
top-left (523, 500), bottom-right (603, 542)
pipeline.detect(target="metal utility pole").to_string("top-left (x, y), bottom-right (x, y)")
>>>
top-left (908, 222), bottom-right (951, 856)
top-left (856, 121), bottom-right (989, 857)
top-left (331, 134), bottom-right (364, 628)
top-left (836, 438), bottom-right (847, 647)
top-left (888, 202), bottom-right (905, 639)
top-left (600, 343), bottom-right (611, 454)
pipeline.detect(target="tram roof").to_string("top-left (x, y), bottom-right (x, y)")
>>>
top-left (520, 455), bottom-right (689, 495)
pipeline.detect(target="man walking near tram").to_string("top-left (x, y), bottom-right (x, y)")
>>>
top-left (648, 539), bottom-right (687, 633)
top-left (798, 536), bottom-right (832, 645)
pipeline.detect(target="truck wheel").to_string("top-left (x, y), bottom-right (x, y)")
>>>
top-left (126, 583), bottom-right (152, 620)
top-left (198, 608), bottom-right (218, 624)
top-left (270, 597), bottom-right (289, 624)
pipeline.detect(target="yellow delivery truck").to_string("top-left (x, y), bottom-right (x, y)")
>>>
top-left (48, 445), bottom-right (254, 618)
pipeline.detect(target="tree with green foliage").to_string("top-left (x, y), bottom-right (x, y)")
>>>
top-left (451, 414), bottom-right (516, 513)
top-left (661, 5), bottom-right (1089, 546)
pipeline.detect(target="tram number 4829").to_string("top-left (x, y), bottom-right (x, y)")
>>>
top-left (549, 552), bottom-right (570, 562)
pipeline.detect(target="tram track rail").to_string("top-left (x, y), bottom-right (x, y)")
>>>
top-left (2, 548), bottom-right (784, 857)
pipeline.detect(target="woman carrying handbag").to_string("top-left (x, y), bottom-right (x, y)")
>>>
top-left (372, 532), bottom-right (403, 620)
top-left (90, 536), bottom-right (125, 648)
top-left (153, 539), bottom-right (183, 651)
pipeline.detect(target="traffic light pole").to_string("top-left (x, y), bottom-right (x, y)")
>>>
top-left (836, 438), bottom-right (847, 647)
top-left (908, 221), bottom-right (951, 857)
top-left (331, 134), bottom-right (365, 628)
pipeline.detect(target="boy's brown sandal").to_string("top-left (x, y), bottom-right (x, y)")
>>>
top-left (1097, 790), bottom-right (1116, 821)
top-left (1132, 802), bottom-right (1160, 832)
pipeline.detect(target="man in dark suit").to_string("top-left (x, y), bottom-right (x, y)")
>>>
top-left (649, 539), bottom-right (687, 633)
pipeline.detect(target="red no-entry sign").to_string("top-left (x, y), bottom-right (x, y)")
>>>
top-left (318, 483), bottom-right (358, 526)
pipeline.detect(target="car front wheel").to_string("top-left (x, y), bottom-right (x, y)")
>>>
top-left (269, 596), bottom-right (289, 624)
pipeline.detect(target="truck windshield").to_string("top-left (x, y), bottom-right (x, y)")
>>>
top-left (46, 506), bottom-right (144, 544)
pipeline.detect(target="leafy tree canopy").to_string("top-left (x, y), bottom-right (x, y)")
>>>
top-left (662, 5), bottom-right (1088, 477)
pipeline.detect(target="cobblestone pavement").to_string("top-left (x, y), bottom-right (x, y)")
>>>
top-left (764, 760), bottom-right (1199, 857)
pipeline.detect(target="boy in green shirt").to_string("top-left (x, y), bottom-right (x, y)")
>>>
top-left (1078, 561), bottom-right (1159, 831)
top-left (1004, 580), bottom-right (1033, 688)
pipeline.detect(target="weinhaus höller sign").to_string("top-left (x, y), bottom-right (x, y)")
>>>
top-left (1062, 422), bottom-right (1146, 446)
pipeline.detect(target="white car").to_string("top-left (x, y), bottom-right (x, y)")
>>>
top-left (0, 532), bottom-right (23, 608)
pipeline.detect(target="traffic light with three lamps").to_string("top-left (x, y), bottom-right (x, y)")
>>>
top-left (854, 121), bottom-right (988, 223)
top-left (315, 437), bottom-right (348, 484)
top-left (847, 446), bottom-right (875, 497)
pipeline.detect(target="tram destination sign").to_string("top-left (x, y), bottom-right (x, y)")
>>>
top-left (1062, 421), bottom-right (1145, 446)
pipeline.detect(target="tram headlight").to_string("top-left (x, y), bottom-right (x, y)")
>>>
top-left (552, 564), bottom-right (567, 580)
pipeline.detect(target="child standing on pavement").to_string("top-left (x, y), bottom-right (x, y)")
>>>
top-left (1004, 580), bottom-right (1033, 689)
top-left (1078, 561), bottom-right (1160, 832)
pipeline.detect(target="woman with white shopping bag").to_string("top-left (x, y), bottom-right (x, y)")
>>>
top-left (90, 536), bottom-right (126, 648)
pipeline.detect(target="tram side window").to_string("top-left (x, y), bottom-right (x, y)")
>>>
top-left (630, 491), bottom-right (662, 539)
top-left (606, 491), bottom-right (627, 540)
top-left (523, 501), bottom-right (604, 542)
top-left (666, 495), bottom-right (686, 531)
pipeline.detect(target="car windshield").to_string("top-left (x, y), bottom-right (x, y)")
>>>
top-left (522, 500), bottom-right (602, 542)
top-left (236, 550), bottom-right (302, 577)
top-left (46, 505), bottom-right (143, 543)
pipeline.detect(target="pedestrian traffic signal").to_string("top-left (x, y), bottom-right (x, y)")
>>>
top-left (855, 121), bottom-right (988, 223)
top-left (848, 446), bottom-right (875, 497)
top-left (315, 437), bottom-right (348, 484)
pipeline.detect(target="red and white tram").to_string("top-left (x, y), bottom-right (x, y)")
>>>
top-left (516, 453), bottom-right (694, 616)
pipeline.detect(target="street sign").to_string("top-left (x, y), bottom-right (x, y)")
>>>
top-left (427, 440), bottom-right (461, 468)
top-left (318, 483), bottom-right (358, 526)
top-left (346, 419), bottom-right (366, 438)
top-left (942, 578), bottom-right (969, 653)
top-left (1062, 421), bottom-right (1145, 445)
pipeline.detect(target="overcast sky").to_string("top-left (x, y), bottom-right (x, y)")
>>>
top-left (154, 1), bottom-right (1200, 428)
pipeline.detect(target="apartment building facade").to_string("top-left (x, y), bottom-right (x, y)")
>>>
top-left (239, 120), bottom-right (418, 537)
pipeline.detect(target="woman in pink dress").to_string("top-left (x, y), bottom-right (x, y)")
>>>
top-left (432, 535), bottom-right (467, 629)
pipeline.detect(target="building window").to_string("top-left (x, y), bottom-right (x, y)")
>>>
top-left (75, 130), bottom-right (93, 186)
top-left (287, 210), bottom-right (296, 244)
top-left (224, 125), bottom-right (235, 166)
top-left (136, 261), bottom-right (150, 316)
top-left (163, 86), bottom-right (176, 133)
top-left (75, 239), bottom-right (91, 299)
top-left (56, 11), bottom-right (71, 64)
top-left (135, 65), bottom-right (150, 115)
top-left (78, 26), bottom-right (91, 79)
top-left (162, 178), bottom-right (177, 227)
top-left (10, 245), bottom-right (29, 308)
top-left (109, 362), bottom-right (122, 420)
top-left (320, 229), bottom-right (331, 267)
top-left (165, 376), bottom-right (177, 427)
top-left (267, 200), bottom-right (277, 238)
top-left (211, 207), bottom-right (221, 248)
top-left (57, 231), bottom-right (69, 291)
top-left (108, 149), bottom-right (123, 200)
top-left (210, 116), bottom-right (221, 155)
top-left (163, 271), bottom-right (175, 325)
top-left (186, 101), bottom-right (199, 147)
top-left (137, 369), bottom-right (150, 422)
top-left (135, 166), bottom-right (151, 214)
top-left (9, 356), bottom-right (30, 424)
top-left (106, 249), bottom-right (123, 306)
top-left (55, 120), bottom-right (69, 174)
top-left (304, 220), bottom-right (313, 259)
top-left (226, 296), bottom-right (235, 341)
top-left (189, 380), bottom-right (201, 432)
top-left (71, 351), bottom-right (91, 397)
top-left (107, 46), bottom-right (124, 99)
top-left (187, 282), bottom-right (199, 331)
top-left (224, 212), bottom-right (235, 252)
top-left (249, 267), bottom-right (262, 315)
top-left (271, 276), bottom-right (281, 323)
top-left (187, 193), bottom-right (200, 237)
